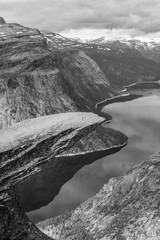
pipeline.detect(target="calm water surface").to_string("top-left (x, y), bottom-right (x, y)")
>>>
top-left (28, 94), bottom-right (160, 223)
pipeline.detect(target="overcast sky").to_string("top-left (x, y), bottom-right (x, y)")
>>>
top-left (1, 0), bottom-right (160, 39)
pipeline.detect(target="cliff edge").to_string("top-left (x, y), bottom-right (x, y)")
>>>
top-left (0, 112), bottom-right (128, 240)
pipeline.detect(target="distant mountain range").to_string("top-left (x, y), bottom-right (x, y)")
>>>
top-left (87, 36), bottom-right (160, 63)
top-left (42, 31), bottom-right (160, 89)
top-left (43, 31), bottom-right (160, 64)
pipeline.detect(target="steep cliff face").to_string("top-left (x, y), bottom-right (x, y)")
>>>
top-left (38, 152), bottom-right (160, 240)
top-left (0, 21), bottom-right (115, 128)
top-left (0, 112), bottom-right (128, 240)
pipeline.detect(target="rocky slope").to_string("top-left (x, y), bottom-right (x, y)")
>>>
top-left (42, 32), bottom-right (160, 89)
top-left (38, 152), bottom-right (160, 240)
top-left (0, 112), bottom-right (128, 240)
top-left (0, 21), bottom-right (115, 128)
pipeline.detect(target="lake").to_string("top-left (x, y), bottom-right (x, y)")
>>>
top-left (28, 84), bottom-right (160, 223)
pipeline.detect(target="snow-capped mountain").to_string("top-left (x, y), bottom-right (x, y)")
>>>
top-left (85, 36), bottom-right (160, 63)
top-left (42, 31), bottom-right (160, 63)
top-left (41, 31), bottom-right (160, 89)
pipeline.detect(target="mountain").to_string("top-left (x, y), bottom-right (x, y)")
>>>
top-left (0, 22), bottom-right (117, 129)
top-left (0, 18), bottom-right (128, 240)
top-left (88, 36), bottom-right (160, 63)
top-left (42, 32), bottom-right (160, 89)
top-left (0, 112), bottom-right (105, 240)
top-left (130, 39), bottom-right (160, 63)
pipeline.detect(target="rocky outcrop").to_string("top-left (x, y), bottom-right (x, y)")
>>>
top-left (0, 112), bottom-right (103, 240)
top-left (38, 152), bottom-right (160, 240)
top-left (17, 126), bottom-right (128, 212)
top-left (0, 112), bottom-right (128, 239)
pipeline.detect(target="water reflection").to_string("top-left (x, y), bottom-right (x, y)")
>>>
top-left (28, 94), bottom-right (160, 223)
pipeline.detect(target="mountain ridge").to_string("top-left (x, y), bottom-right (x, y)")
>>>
top-left (42, 30), bottom-right (160, 89)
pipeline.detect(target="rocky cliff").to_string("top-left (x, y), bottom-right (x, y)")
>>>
top-left (38, 152), bottom-right (160, 240)
top-left (0, 112), bottom-right (128, 240)
top-left (0, 21), bottom-right (116, 128)
top-left (0, 18), bottom-right (129, 240)
top-left (17, 125), bottom-right (128, 212)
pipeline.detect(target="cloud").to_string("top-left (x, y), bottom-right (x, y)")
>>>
top-left (0, 0), bottom-right (160, 38)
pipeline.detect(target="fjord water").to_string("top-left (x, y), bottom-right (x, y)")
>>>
top-left (28, 94), bottom-right (160, 223)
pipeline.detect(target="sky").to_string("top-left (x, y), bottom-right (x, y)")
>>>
top-left (1, 0), bottom-right (160, 40)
